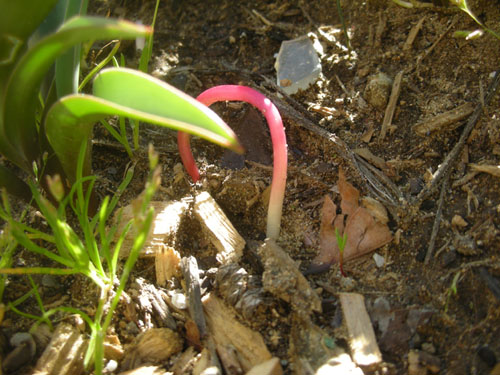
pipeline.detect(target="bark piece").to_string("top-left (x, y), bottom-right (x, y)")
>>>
top-left (413, 102), bottom-right (475, 136)
top-left (134, 277), bottom-right (177, 330)
top-left (33, 323), bottom-right (87, 375)
top-left (245, 357), bottom-right (282, 375)
top-left (258, 239), bottom-right (322, 316)
top-left (181, 256), bottom-right (207, 337)
top-left (216, 263), bottom-right (265, 319)
top-left (339, 293), bottom-right (382, 367)
top-left (202, 293), bottom-right (272, 373)
top-left (193, 191), bottom-right (245, 264)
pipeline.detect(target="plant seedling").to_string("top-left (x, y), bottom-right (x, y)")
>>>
top-left (335, 227), bottom-right (348, 277)
top-left (177, 85), bottom-right (287, 240)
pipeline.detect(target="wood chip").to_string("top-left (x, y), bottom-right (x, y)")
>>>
top-left (379, 70), bottom-right (403, 140)
top-left (258, 239), bottom-right (322, 316)
top-left (245, 357), bottom-right (283, 375)
top-left (115, 199), bottom-right (190, 258)
top-left (413, 102), bottom-right (475, 136)
top-left (202, 293), bottom-right (273, 373)
top-left (339, 293), bottom-right (382, 367)
top-left (33, 323), bottom-right (87, 375)
top-left (155, 244), bottom-right (181, 286)
top-left (193, 191), bottom-right (245, 264)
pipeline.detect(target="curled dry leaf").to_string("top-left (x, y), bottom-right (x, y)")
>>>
top-left (311, 169), bottom-right (392, 271)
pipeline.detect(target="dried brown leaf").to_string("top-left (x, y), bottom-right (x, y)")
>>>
top-left (314, 195), bottom-right (342, 265)
top-left (338, 168), bottom-right (360, 216)
top-left (312, 171), bottom-right (392, 270)
top-left (343, 207), bottom-right (392, 261)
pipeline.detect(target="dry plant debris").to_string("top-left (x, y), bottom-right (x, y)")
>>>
top-left (338, 293), bottom-right (382, 367)
top-left (312, 168), bottom-right (392, 269)
top-left (202, 293), bottom-right (274, 373)
top-left (33, 323), bottom-right (87, 375)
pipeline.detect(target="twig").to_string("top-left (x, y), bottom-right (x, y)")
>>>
top-left (416, 19), bottom-right (456, 67)
top-left (379, 70), bottom-right (404, 140)
top-left (413, 70), bottom-right (500, 206)
top-left (424, 174), bottom-right (449, 264)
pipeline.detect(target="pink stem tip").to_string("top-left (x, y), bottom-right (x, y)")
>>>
top-left (177, 85), bottom-right (287, 240)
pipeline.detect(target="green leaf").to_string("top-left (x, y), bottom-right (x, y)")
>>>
top-left (46, 68), bottom-right (242, 183)
top-left (1, 16), bottom-right (152, 170)
top-left (0, 0), bottom-right (59, 42)
top-left (55, 0), bottom-right (89, 98)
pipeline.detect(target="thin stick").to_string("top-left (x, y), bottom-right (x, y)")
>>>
top-left (424, 174), bottom-right (449, 264)
top-left (379, 70), bottom-right (404, 140)
top-left (414, 70), bottom-right (500, 206)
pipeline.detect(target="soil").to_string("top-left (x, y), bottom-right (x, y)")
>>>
top-left (3, 0), bottom-right (500, 374)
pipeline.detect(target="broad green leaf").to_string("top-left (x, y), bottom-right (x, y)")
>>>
top-left (93, 68), bottom-right (242, 143)
top-left (0, 0), bottom-right (59, 42)
top-left (46, 68), bottom-right (242, 183)
top-left (1, 16), bottom-right (151, 170)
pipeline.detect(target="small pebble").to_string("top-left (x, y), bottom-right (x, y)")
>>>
top-left (104, 359), bottom-right (118, 373)
top-left (373, 253), bottom-right (385, 268)
top-left (171, 291), bottom-right (188, 310)
top-left (364, 72), bottom-right (392, 110)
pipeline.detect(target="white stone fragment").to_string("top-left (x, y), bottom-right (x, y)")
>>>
top-left (373, 253), bottom-right (385, 268)
top-left (275, 35), bottom-right (322, 95)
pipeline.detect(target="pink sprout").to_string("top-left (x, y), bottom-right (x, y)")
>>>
top-left (177, 85), bottom-right (287, 240)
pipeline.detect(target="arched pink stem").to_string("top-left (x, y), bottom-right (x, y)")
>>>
top-left (177, 85), bottom-right (287, 240)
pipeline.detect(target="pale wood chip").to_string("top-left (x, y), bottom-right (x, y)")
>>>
top-left (339, 293), bottom-right (382, 367)
top-left (202, 293), bottom-right (272, 372)
top-left (194, 191), bottom-right (245, 264)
